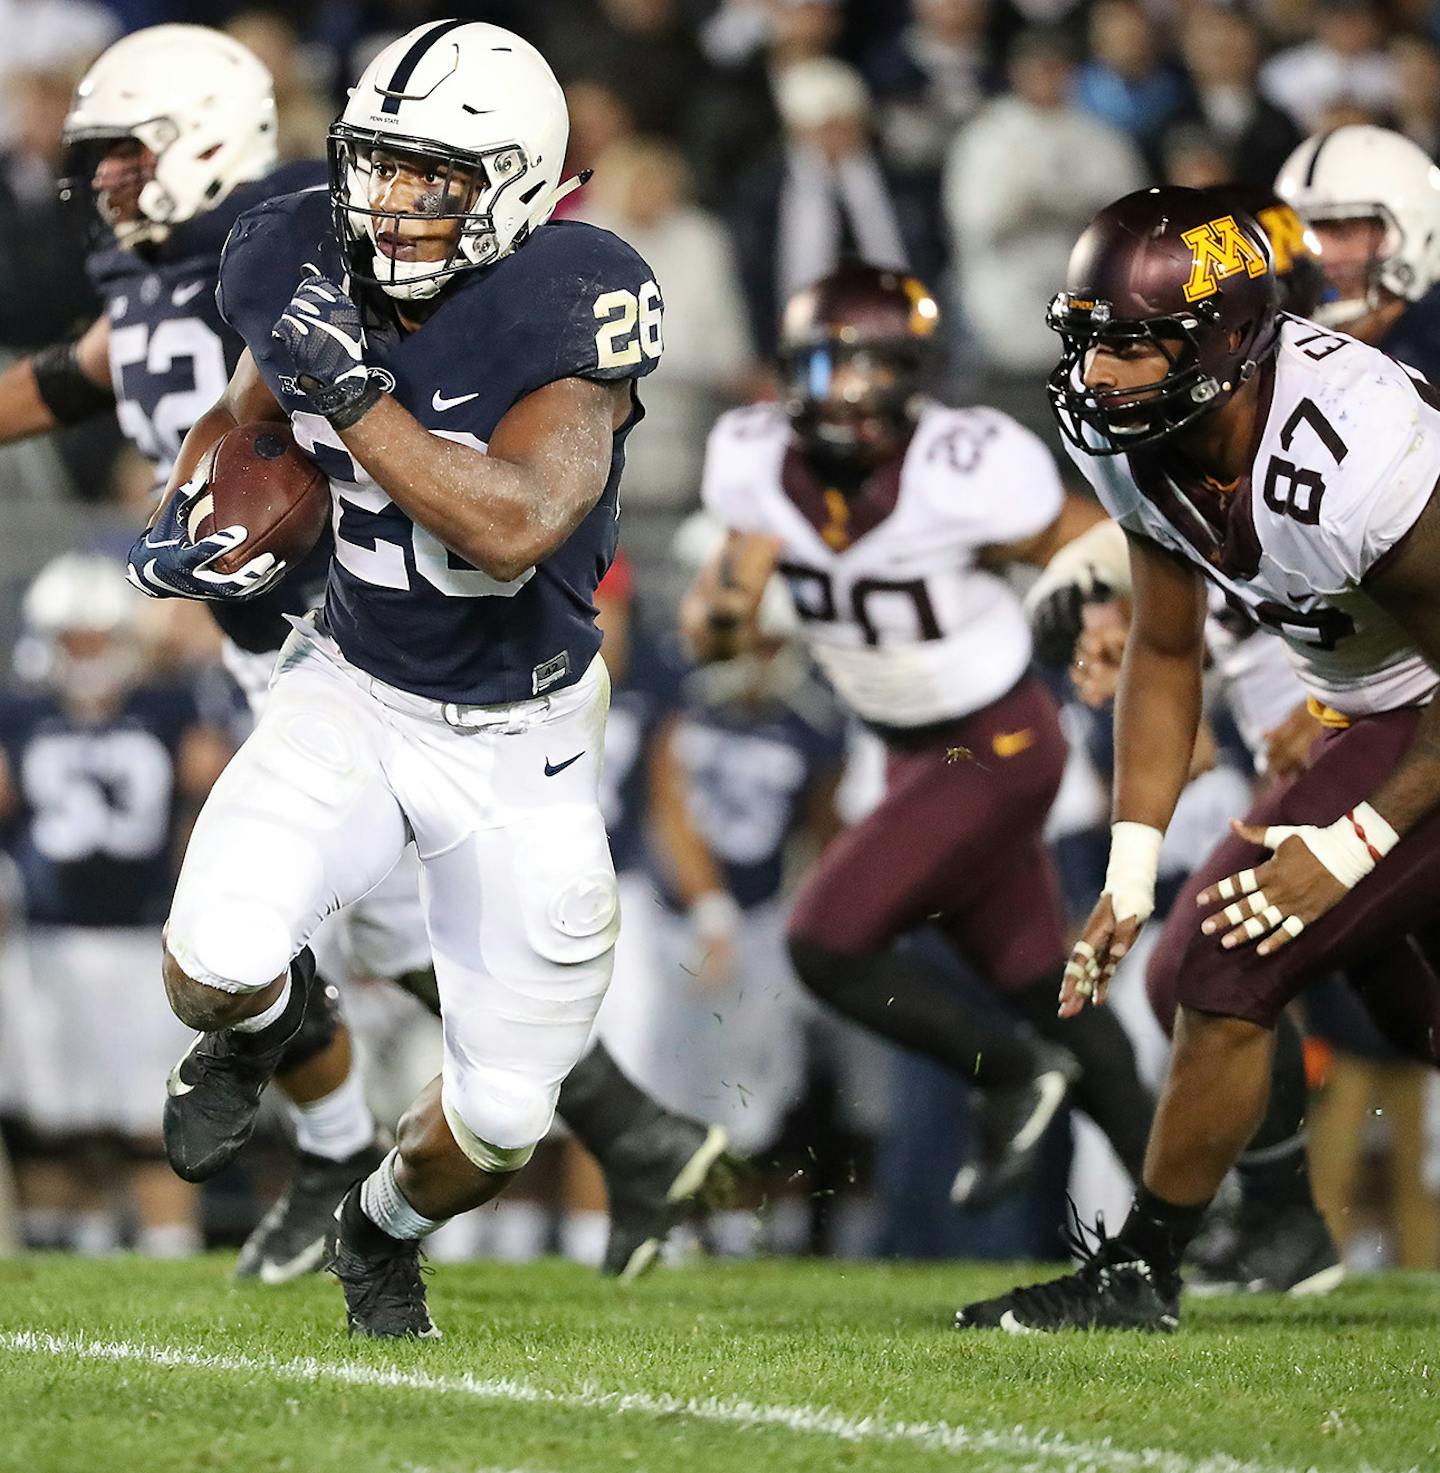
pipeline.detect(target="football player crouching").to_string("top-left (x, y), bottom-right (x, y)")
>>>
top-left (128, 21), bottom-right (675, 1338)
top-left (958, 186), bottom-right (1440, 1334)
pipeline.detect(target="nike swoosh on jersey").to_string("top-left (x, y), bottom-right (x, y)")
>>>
top-left (172, 280), bottom-right (207, 306)
top-left (544, 752), bottom-right (585, 776)
top-left (992, 729), bottom-right (1035, 758)
top-left (433, 389), bottom-right (481, 411)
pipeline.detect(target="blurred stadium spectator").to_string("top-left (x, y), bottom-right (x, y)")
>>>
top-left (1075, 0), bottom-right (1187, 165)
top-left (732, 56), bottom-right (944, 359)
top-left (1260, 0), bottom-right (1397, 132)
top-left (943, 27), bottom-right (1142, 420)
top-left (1168, 4), bottom-right (1302, 190)
top-left (863, 0), bottom-right (994, 173)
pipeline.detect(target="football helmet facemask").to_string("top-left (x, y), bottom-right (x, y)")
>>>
top-left (779, 262), bottom-right (941, 476)
top-left (60, 24), bottom-right (277, 250)
top-left (330, 20), bottom-right (578, 302)
top-left (1048, 186), bottom-right (1280, 455)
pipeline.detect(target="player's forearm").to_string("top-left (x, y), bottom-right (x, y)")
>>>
top-left (340, 395), bottom-right (597, 582)
top-left (1111, 635), bottom-right (1204, 833)
top-left (163, 402), bottom-right (239, 506)
top-left (1366, 697), bottom-right (1440, 838)
top-left (0, 358), bottom-right (61, 445)
top-left (679, 581), bottom-right (755, 664)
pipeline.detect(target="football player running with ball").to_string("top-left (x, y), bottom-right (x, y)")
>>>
top-left (959, 187), bottom-right (1440, 1334)
top-left (683, 265), bottom-right (1157, 1208)
top-left (129, 22), bottom-right (675, 1338)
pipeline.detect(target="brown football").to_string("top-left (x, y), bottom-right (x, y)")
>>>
top-left (186, 423), bottom-right (330, 575)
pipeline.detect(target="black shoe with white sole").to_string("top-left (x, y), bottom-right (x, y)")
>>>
top-left (956, 1215), bottom-right (1181, 1333)
top-left (601, 1119), bottom-right (740, 1280)
top-left (1186, 1201), bottom-right (1344, 1297)
top-left (950, 1042), bottom-right (1081, 1208)
top-left (163, 950), bottom-right (315, 1183)
top-left (326, 1185), bottom-right (441, 1339)
top-left (236, 1138), bottom-right (389, 1284)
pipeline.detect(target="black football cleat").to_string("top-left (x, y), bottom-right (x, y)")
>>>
top-left (326, 1185), bottom-right (441, 1339)
top-left (236, 1138), bottom-right (389, 1284)
top-left (950, 1042), bottom-right (1080, 1208)
top-left (602, 1119), bottom-right (740, 1281)
top-left (1186, 1201), bottom-right (1345, 1297)
top-left (956, 1214), bottom-right (1181, 1334)
top-left (163, 951), bottom-right (316, 1183)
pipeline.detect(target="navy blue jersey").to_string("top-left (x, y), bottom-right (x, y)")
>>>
top-left (600, 634), bottom-right (686, 874)
top-left (216, 189), bottom-right (663, 703)
top-left (662, 681), bottom-right (845, 911)
top-left (88, 161), bottom-right (333, 655)
top-left (1382, 285), bottom-right (1440, 383)
top-left (0, 683), bottom-right (199, 927)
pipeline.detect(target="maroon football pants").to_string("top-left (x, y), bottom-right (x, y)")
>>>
top-left (787, 676), bottom-right (1068, 991)
top-left (1145, 706), bottom-right (1440, 1063)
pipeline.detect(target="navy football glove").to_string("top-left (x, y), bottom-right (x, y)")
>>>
top-left (126, 472), bottom-right (287, 601)
top-left (271, 266), bottom-right (384, 429)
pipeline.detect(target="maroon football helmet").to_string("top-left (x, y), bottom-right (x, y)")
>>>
top-left (779, 262), bottom-right (942, 474)
top-left (1048, 187), bottom-right (1281, 454)
top-left (1218, 185), bottom-right (1324, 318)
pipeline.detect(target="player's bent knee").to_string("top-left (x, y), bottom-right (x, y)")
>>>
top-left (787, 934), bottom-right (853, 1000)
top-left (440, 1069), bottom-right (553, 1175)
top-left (162, 946), bottom-right (257, 1032)
top-left (166, 896), bottom-right (295, 997)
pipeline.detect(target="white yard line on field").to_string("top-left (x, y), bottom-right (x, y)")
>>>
top-left (0, 1329), bottom-right (1409, 1473)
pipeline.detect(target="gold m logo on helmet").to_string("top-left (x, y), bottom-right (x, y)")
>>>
top-left (1180, 215), bottom-right (1267, 303)
top-left (1255, 203), bottom-right (1311, 277)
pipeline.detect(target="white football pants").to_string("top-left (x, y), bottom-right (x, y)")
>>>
top-left (170, 620), bottom-right (619, 1168)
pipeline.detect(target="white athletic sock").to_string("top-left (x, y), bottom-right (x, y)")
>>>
top-left (709, 1209), bottom-right (760, 1258)
top-left (359, 1149), bottom-right (443, 1241)
top-left (72, 1210), bottom-right (121, 1257)
top-left (559, 1209), bottom-right (608, 1267)
top-left (136, 1222), bottom-right (203, 1258)
top-left (232, 975), bottom-right (293, 1034)
top-left (487, 1200), bottom-right (550, 1262)
top-left (287, 1067), bottom-right (375, 1161)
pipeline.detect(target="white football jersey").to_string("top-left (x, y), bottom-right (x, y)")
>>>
top-left (701, 401), bottom-right (1063, 727)
top-left (1068, 317), bottom-right (1440, 720)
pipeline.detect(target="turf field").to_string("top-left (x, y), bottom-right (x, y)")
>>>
top-left (0, 1255), bottom-right (1435, 1473)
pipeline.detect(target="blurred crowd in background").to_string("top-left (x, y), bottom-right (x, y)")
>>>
top-left (0, 0), bottom-right (1438, 1270)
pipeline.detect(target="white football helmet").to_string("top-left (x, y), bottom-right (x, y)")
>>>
top-left (17, 554), bottom-right (144, 701)
top-left (1275, 125), bottom-right (1440, 327)
top-left (62, 24), bottom-right (278, 250)
top-left (330, 20), bottom-right (573, 300)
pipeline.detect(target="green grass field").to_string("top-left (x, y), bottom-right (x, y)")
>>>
top-left (0, 1255), bottom-right (1436, 1473)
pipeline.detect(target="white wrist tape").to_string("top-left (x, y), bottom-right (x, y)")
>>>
top-left (1021, 518), bottom-right (1132, 618)
top-left (1103, 821), bottom-right (1164, 925)
top-left (690, 890), bottom-right (741, 944)
top-left (1262, 801), bottom-right (1399, 890)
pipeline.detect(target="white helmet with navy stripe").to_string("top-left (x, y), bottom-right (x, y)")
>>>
top-left (62, 24), bottom-right (278, 250)
top-left (1275, 125), bottom-right (1440, 328)
top-left (330, 20), bottom-right (574, 301)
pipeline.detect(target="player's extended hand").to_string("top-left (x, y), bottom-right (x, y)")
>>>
top-left (270, 265), bottom-right (383, 427)
top-left (1196, 818), bottom-right (1355, 956)
top-left (126, 472), bottom-right (286, 601)
top-left (1069, 601), bottom-right (1129, 709)
top-left (1263, 701), bottom-right (1322, 780)
top-left (1059, 893), bottom-right (1143, 1017)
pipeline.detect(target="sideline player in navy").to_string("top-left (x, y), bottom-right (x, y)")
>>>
top-left (131, 21), bottom-right (672, 1337)
top-left (0, 24), bottom-right (389, 1280)
top-left (0, 554), bottom-right (231, 1255)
